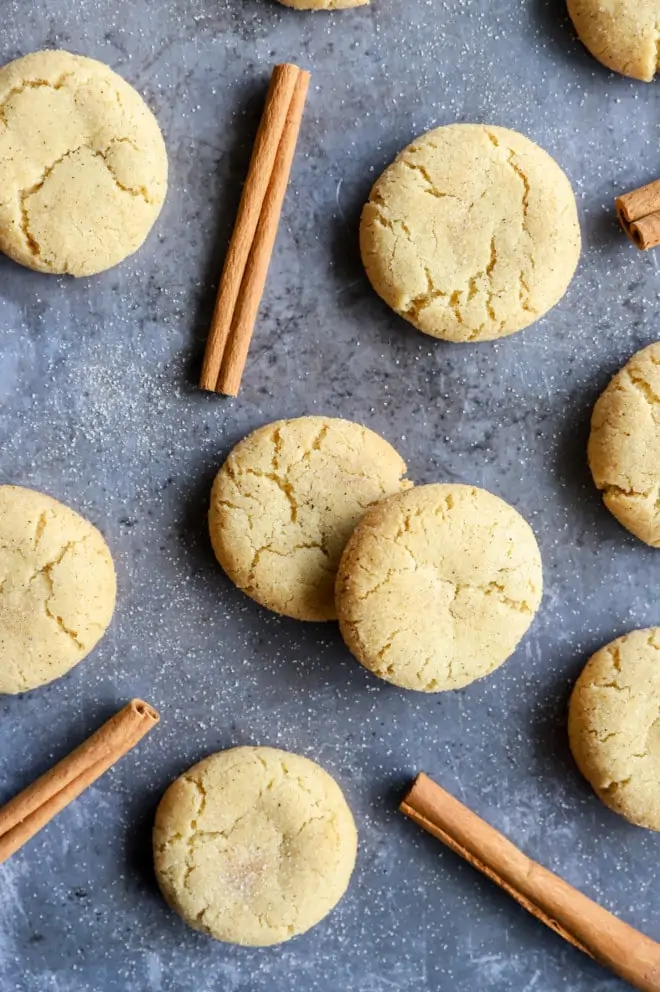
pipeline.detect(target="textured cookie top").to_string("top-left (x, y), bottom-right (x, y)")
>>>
top-left (568, 0), bottom-right (660, 82)
top-left (569, 629), bottom-right (660, 830)
top-left (209, 417), bottom-right (410, 621)
top-left (336, 484), bottom-right (543, 691)
top-left (0, 486), bottom-right (116, 695)
top-left (360, 123), bottom-right (580, 342)
top-left (153, 747), bottom-right (358, 946)
top-left (0, 50), bottom-right (168, 276)
top-left (278, 0), bottom-right (367, 8)
top-left (588, 342), bottom-right (660, 547)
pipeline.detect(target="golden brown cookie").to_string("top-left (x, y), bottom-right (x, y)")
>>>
top-left (360, 124), bottom-right (580, 342)
top-left (335, 484), bottom-right (543, 691)
top-left (153, 747), bottom-right (358, 945)
top-left (588, 342), bottom-right (660, 546)
top-left (0, 485), bottom-right (116, 694)
top-left (0, 50), bottom-right (168, 276)
top-left (209, 417), bottom-right (411, 621)
top-left (568, 0), bottom-right (660, 82)
top-left (569, 628), bottom-right (660, 829)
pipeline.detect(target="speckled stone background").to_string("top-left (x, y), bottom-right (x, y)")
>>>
top-left (0, 1), bottom-right (659, 990)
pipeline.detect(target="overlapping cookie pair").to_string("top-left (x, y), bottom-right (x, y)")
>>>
top-left (209, 416), bottom-right (543, 692)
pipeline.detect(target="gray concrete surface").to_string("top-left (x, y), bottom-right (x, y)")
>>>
top-left (0, 1), bottom-right (659, 989)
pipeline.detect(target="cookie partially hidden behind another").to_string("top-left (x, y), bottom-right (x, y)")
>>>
top-left (0, 486), bottom-right (116, 694)
top-left (360, 123), bottom-right (580, 342)
top-left (336, 484), bottom-right (543, 691)
top-left (568, 0), bottom-right (660, 82)
top-left (0, 49), bottom-right (168, 276)
top-left (588, 342), bottom-right (660, 547)
top-left (278, 0), bottom-right (367, 7)
top-left (209, 417), bottom-right (411, 621)
top-left (153, 747), bottom-right (358, 945)
top-left (569, 629), bottom-right (660, 830)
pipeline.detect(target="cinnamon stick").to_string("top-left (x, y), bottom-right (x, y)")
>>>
top-left (0, 699), bottom-right (159, 864)
top-left (617, 179), bottom-right (660, 250)
top-left (199, 63), bottom-right (310, 396)
top-left (400, 773), bottom-right (660, 992)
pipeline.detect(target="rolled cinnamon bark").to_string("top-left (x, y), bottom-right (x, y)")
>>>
top-left (616, 180), bottom-right (660, 250)
top-left (401, 773), bottom-right (660, 992)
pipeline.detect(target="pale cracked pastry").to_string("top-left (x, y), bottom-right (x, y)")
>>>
top-left (278, 0), bottom-right (367, 7)
top-left (0, 49), bottom-right (168, 276)
top-left (568, 0), bottom-right (660, 82)
top-left (209, 416), bottom-right (411, 621)
top-left (153, 747), bottom-right (358, 945)
top-left (569, 629), bottom-right (660, 830)
top-left (0, 486), bottom-right (116, 694)
top-left (588, 342), bottom-right (660, 547)
top-left (335, 484), bottom-right (543, 692)
top-left (360, 123), bottom-right (581, 342)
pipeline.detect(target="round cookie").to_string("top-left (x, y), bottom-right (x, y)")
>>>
top-left (335, 484), bottom-right (543, 691)
top-left (569, 629), bottom-right (660, 830)
top-left (588, 342), bottom-right (660, 547)
top-left (209, 417), bottom-right (411, 621)
top-left (277, 0), bottom-right (367, 7)
top-left (153, 747), bottom-right (358, 945)
top-left (567, 0), bottom-right (660, 82)
top-left (0, 50), bottom-right (168, 276)
top-left (0, 486), bottom-right (116, 694)
top-left (360, 123), bottom-right (581, 343)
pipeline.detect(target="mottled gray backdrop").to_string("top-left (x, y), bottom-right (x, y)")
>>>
top-left (0, 1), bottom-right (658, 990)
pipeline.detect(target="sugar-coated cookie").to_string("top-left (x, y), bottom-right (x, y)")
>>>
top-left (568, 0), bottom-right (660, 82)
top-left (153, 747), bottom-right (358, 945)
top-left (360, 123), bottom-right (580, 342)
top-left (0, 50), bottom-right (168, 276)
top-left (588, 342), bottom-right (660, 547)
top-left (0, 486), bottom-right (116, 694)
top-left (569, 629), bottom-right (660, 829)
top-left (209, 417), bottom-right (411, 621)
top-left (335, 484), bottom-right (543, 691)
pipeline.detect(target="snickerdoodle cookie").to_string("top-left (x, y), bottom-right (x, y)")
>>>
top-left (0, 49), bottom-right (167, 276)
top-left (153, 747), bottom-right (358, 945)
top-left (0, 485), bottom-right (116, 694)
top-left (569, 629), bottom-right (660, 829)
top-left (360, 124), bottom-right (580, 342)
top-left (588, 342), bottom-right (660, 547)
top-left (568, 0), bottom-right (660, 82)
top-left (209, 417), bottom-right (411, 621)
top-left (335, 484), bottom-right (543, 691)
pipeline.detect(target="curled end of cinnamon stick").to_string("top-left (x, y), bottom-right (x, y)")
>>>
top-left (129, 699), bottom-right (160, 725)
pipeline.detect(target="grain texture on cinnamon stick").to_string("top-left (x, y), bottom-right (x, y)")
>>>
top-left (0, 699), bottom-right (159, 864)
top-left (216, 69), bottom-right (310, 397)
top-left (616, 179), bottom-right (660, 250)
top-left (401, 773), bottom-right (660, 992)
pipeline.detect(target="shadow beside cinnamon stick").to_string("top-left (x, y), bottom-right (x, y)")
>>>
top-left (400, 773), bottom-right (660, 992)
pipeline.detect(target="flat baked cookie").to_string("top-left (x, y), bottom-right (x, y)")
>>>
top-left (153, 747), bottom-right (358, 945)
top-left (569, 629), bottom-right (660, 829)
top-left (588, 342), bottom-right (660, 547)
top-left (0, 486), bottom-right (116, 694)
top-left (278, 0), bottom-right (367, 7)
top-left (568, 0), bottom-right (660, 82)
top-left (209, 417), bottom-right (411, 621)
top-left (335, 484), bottom-right (543, 691)
top-left (360, 123), bottom-right (580, 342)
top-left (0, 49), bottom-right (168, 276)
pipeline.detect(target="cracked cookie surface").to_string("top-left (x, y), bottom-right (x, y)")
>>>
top-left (568, 0), bottom-right (660, 81)
top-left (588, 342), bottom-right (660, 547)
top-left (153, 746), bottom-right (358, 946)
top-left (0, 485), bottom-right (116, 694)
top-left (209, 417), bottom-right (411, 621)
top-left (359, 123), bottom-right (580, 342)
top-left (0, 49), bottom-right (167, 276)
top-left (569, 629), bottom-right (660, 830)
top-left (335, 484), bottom-right (543, 691)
